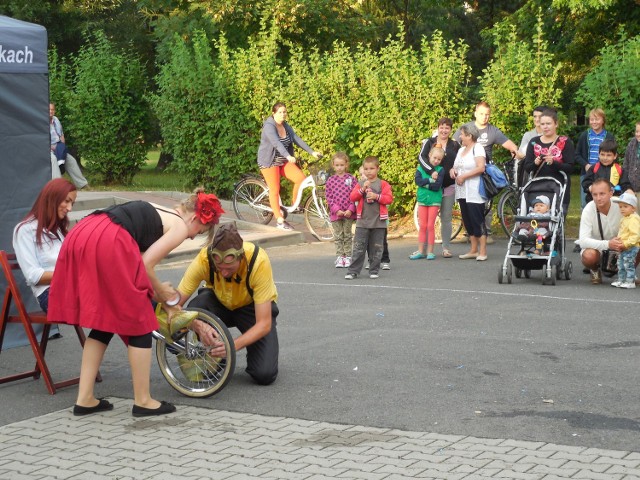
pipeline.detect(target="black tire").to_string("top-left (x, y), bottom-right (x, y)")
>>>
top-left (155, 308), bottom-right (235, 398)
top-left (233, 177), bottom-right (273, 225)
top-left (515, 267), bottom-right (522, 279)
top-left (304, 191), bottom-right (334, 241)
top-left (564, 261), bottom-right (573, 280)
top-left (556, 262), bottom-right (563, 280)
top-left (498, 189), bottom-right (519, 240)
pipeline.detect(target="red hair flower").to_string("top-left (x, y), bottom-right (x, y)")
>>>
top-left (195, 193), bottom-right (225, 225)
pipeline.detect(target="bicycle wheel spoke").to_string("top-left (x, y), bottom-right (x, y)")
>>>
top-left (304, 191), bottom-right (334, 241)
top-left (155, 309), bottom-right (235, 398)
top-left (233, 178), bottom-right (274, 225)
top-left (498, 189), bottom-right (519, 239)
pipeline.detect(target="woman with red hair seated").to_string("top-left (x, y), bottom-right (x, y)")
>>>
top-left (13, 178), bottom-right (77, 313)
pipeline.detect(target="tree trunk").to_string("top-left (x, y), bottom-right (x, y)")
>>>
top-left (156, 151), bottom-right (173, 171)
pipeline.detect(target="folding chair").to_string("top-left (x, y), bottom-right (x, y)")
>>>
top-left (0, 250), bottom-right (101, 394)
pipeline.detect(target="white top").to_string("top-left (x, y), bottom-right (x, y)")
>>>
top-left (454, 143), bottom-right (486, 204)
top-left (519, 128), bottom-right (540, 156)
top-left (50, 116), bottom-right (63, 145)
top-left (13, 218), bottom-right (63, 298)
top-left (578, 200), bottom-right (622, 252)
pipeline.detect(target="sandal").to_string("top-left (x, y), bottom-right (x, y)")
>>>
top-left (442, 250), bottom-right (452, 258)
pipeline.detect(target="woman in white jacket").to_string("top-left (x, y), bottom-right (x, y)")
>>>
top-left (13, 178), bottom-right (77, 312)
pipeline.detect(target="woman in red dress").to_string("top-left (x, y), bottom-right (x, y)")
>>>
top-left (48, 188), bottom-right (223, 417)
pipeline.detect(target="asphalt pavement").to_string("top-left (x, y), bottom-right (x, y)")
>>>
top-left (1, 192), bottom-right (640, 479)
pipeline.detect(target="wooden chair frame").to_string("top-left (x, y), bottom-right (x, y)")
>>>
top-left (0, 250), bottom-right (101, 394)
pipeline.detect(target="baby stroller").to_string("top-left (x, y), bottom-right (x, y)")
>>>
top-left (498, 173), bottom-right (572, 285)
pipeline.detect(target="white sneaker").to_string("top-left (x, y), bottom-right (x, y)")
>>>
top-left (611, 280), bottom-right (623, 288)
top-left (276, 221), bottom-right (294, 230)
top-left (365, 262), bottom-right (369, 270)
top-left (369, 273), bottom-right (379, 279)
top-left (343, 257), bottom-right (352, 268)
top-left (335, 256), bottom-right (345, 268)
top-left (381, 263), bottom-right (390, 270)
top-left (345, 273), bottom-right (357, 280)
top-left (620, 282), bottom-right (636, 289)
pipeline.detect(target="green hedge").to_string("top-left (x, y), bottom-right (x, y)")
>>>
top-left (576, 33), bottom-right (640, 143)
top-left (151, 27), bottom-right (472, 213)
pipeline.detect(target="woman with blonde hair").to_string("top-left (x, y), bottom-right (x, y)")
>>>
top-left (48, 188), bottom-right (224, 417)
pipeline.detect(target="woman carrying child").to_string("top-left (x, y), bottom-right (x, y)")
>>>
top-left (410, 146), bottom-right (445, 260)
top-left (325, 152), bottom-right (357, 268)
top-left (417, 118), bottom-right (459, 258)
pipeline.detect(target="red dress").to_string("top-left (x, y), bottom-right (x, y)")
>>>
top-left (48, 213), bottom-right (159, 336)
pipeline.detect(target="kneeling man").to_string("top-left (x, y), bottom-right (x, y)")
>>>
top-left (577, 178), bottom-right (625, 284)
top-left (176, 222), bottom-right (279, 385)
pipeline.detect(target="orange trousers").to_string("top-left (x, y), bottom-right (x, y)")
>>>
top-left (261, 163), bottom-right (306, 221)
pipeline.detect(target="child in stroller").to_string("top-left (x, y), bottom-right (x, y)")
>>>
top-left (499, 174), bottom-right (572, 285)
top-left (517, 195), bottom-right (551, 254)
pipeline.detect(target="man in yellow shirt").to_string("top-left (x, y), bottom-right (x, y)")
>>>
top-left (176, 222), bottom-right (279, 385)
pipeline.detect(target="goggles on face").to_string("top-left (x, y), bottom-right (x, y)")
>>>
top-left (210, 247), bottom-right (244, 265)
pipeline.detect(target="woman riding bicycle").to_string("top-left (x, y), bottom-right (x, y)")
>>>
top-left (257, 102), bottom-right (323, 230)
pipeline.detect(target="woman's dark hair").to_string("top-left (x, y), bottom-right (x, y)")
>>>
top-left (16, 178), bottom-right (76, 247)
top-left (438, 117), bottom-right (453, 128)
top-left (540, 108), bottom-right (558, 123)
top-left (272, 102), bottom-right (286, 114)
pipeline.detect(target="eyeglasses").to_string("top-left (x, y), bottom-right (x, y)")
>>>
top-left (210, 247), bottom-right (244, 264)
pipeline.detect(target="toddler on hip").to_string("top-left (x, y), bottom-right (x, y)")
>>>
top-left (410, 147), bottom-right (445, 260)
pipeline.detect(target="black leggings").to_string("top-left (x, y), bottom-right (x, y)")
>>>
top-left (88, 329), bottom-right (152, 349)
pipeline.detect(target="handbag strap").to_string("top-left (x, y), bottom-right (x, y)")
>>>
top-left (533, 136), bottom-right (559, 178)
top-left (595, 205), bottom-right (605, 240)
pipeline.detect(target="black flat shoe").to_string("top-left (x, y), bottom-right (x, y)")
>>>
top-left (132, 400), bottom-right (176, 417)
top-left (73, 398), bottom-right (114, 416)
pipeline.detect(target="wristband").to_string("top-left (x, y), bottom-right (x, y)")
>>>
top-left (165, 295), bottom-right (180, 306)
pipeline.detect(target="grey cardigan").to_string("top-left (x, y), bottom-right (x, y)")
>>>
top-left (257, 116), bottom-right (314, 168)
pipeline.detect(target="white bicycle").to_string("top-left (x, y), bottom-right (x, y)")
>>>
top-left (232, 166), bottom-right (334, 241)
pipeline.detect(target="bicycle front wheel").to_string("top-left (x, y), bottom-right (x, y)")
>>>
top-left (233, 177), bottom-right (273, 225)
top-left (498, 189), bottom-right (519, 239)
top-left (155, 308), bottom-right (236, 398)
top-left (304, 191), bottom-right (334, 241)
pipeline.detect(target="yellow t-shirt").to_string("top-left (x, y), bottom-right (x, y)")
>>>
top-left (177, 242), bottom-right (277, 310)
top-left (618, 213), bottom-right (640, 249)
